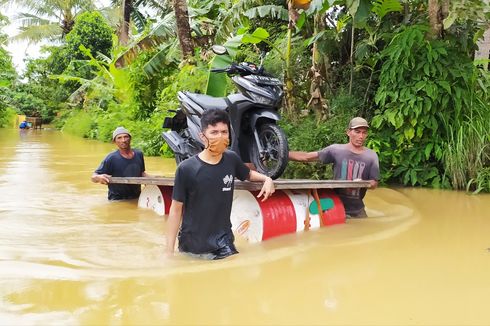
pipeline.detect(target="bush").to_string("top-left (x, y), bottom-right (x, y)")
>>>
top-left (0, 107), bottom-right (16, 127)
top-left (62, 110), bottom-right (95, 138)
top-left (65, 11), bottom-right (113, 61)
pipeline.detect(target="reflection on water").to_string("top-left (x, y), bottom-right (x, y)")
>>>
top-left (1, 128), bottom-right (490, 325)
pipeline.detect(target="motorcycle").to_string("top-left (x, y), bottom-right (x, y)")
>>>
top-left (162, 45), bottom-right (289, 179)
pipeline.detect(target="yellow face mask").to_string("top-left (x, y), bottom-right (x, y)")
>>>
top-left (207, 137), bottom-right (229, 156)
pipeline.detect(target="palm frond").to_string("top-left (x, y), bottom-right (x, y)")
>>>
top-left (114, 11), bottom-right (175, 67)
top-left (131, 9), bottom-right (148, 32)
top-left (142, 43), bottom-right (172, 76)
top-left (214, 0), bottom-right (263, 44)
top-left (244, 5), bottom-right (288, 21)
top-left (134, 0), bottom-right (172, 16)
top-left (11, 23), bottom-right (61, 43)
top-left (14, 13), bottom-right (53, 27)
top-left (98, 6), bottom-right (121, 30)
top-left (371, 0), bottom-right (402, 21)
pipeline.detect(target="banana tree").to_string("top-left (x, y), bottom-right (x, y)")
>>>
top-left (51, 44), bottom-right (134, 108)
top-left (115, 0), bottom-right (287, 74)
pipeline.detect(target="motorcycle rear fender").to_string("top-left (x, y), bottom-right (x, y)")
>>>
top-left (161, 130), bottom-right (186, 155)
top-left (250, 109), bottom-right (280, 129)
top-left (178, 91), bottom-right (204, 117)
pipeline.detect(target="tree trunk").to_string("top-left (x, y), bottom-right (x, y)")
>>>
top-left (475, 28), bottom-right (490, 69)
top-left (283, 0), bottom-right (299, 116)
top-left (428, 0), bottom-right (441, 39)
top-left (118, 0), bottom-right (133, 45)
top-left (308, 13), bottom-right (328, 121)
top-left (348, 23), bottom-right (354, 95)
top-left (61, 10), bottom-right (74, 36)
top-left (428, 0), bottom-right (450, 39)
top-left (173, 0), bottom-right (194, 59)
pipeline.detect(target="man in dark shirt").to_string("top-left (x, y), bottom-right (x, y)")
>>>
top-left (166, 109), bottom-right (275, 259)
top-left (92, 126), bottom-right (148, 200)
top-left (289, 117), bottom-right (379, 218)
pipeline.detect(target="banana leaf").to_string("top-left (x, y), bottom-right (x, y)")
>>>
top-left (205, 34), bottom-right (243, 97)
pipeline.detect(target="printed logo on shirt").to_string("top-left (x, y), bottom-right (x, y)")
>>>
top-left (222, 174), bottom-right (233, 191)
top-left (340, 159), bottom-right (366, 197)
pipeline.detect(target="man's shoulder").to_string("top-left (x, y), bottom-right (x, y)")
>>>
top-left (104, 150), bottom-right (120, 160)
top-left (177, 155), bottom-right (201, 171)
top-left (363, 147), bottom-right (379, 158)
top-left (322, 143), bottom-right (346, 152)
top-left (223, 150), bottom-right (241, 161)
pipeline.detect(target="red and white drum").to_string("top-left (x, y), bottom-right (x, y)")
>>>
top-left (231, 189), bottom-right (345, 243)
top-left (137, 185), bottom-right (172, 216)
top-left (138, 185), bottom-right (345, 242)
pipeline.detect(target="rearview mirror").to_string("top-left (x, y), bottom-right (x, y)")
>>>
top-left (211, 45), bottom-right (228, 55)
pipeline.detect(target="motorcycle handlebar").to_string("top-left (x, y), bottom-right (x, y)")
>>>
top-left (210, 63), bottom-right (263, 76)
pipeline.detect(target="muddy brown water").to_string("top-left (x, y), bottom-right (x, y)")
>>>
top-left (1, 128), bottom-right (489, 325)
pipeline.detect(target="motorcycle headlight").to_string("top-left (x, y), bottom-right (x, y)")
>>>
top-left (247, 91), bottom-right (274, 105)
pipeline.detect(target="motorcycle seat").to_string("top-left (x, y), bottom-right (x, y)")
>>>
top-left (186, 93), bottom-right (229, 111)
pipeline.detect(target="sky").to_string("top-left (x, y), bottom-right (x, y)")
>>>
top-left (3, 5), bottom-right (40, 73)
top-left (3, 0), bottom-right (110, 74)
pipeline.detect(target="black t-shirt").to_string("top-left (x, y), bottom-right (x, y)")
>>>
top-left (95, 149), bottom-right (145, 200)
top-left (172, 150), bottom-right (250, 254)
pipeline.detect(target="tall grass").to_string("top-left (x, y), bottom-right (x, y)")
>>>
top-left (442, 99), bottom-right (490, 193)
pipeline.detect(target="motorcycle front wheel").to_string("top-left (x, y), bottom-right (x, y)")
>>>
top-left (250, 123), bottom-right (289, 179)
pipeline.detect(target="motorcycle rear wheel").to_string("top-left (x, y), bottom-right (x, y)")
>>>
top-left (250, 123), bottom-right (289, 179)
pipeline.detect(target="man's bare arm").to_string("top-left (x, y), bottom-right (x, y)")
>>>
top-left (166, 200), bottom-right (184, 255)
top-left (248, 170), bottom-right (275, 201)
top-left (288, 151), bottom-right (319, 162)
top-left (91, 173), bottom-right (110, 184)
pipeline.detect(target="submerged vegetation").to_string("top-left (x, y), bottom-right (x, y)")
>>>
top-left (0, 0), bottom-right (489, 193)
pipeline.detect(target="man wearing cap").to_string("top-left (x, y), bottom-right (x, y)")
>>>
top-left (91, 126), bottom-right (148, 200)
top-left (288, 117), bottom-right (379, 218)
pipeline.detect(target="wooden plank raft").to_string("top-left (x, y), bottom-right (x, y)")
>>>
top-left (109, 176), bottom-right (370, 192)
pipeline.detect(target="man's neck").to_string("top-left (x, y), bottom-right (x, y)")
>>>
top-left (346, 143), bottom-right (365, 154)
top-left (199, 150), bottom-right (223, 165)
top-left (119, 148), bottom-right (133, 158)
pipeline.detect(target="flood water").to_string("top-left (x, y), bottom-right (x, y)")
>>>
top-left (1, 127), bottom-right (490, 325)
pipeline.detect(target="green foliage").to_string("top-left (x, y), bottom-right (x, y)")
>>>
top-left (442, 65), bottom-right (490, 192)
top-left (129, 50), bottom-right (175, 119)
top-left (206, 34), bottom-right (243, 97)
top-left (467, 167), bottom-right (490, 194)
top-left (62, 110), bottom-right (95, 138)
top-left (2, 0), bottom-right (96, 43)
top-left (65, 11), bottom-right (113, 61)
top-left (157, 62), bottom-right (209, 115)
top-left (281, 111), bottom-right (356, 180)
top-left (21, 50), bottom-right (74, 122)
top-left (0, 43), bottom-right (17, 117)
top-left (0, 48), bottom-right (16, 86)
top-left (371, 0), bottom-right (402, 21)
top-left (373, 25), bottom-right (477, 187)
top-left (125, 116), bottom-right (166, 156)
top-left (0, 107), bottom-right (16, 127)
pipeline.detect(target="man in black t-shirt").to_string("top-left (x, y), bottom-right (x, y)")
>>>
top-left (166, 109), bottom-right (275, 260)
top-left (92, 126), bottom-right (148, 200)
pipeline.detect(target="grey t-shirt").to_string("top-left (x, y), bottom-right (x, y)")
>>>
top-left (318, 144), bottom-right (379, 215)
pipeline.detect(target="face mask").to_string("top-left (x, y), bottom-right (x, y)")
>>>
top-left (207, 137), bottom-right (229, 156)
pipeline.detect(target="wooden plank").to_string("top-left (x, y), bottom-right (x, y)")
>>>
top-left (109, 176), bottom-right (371, 191)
